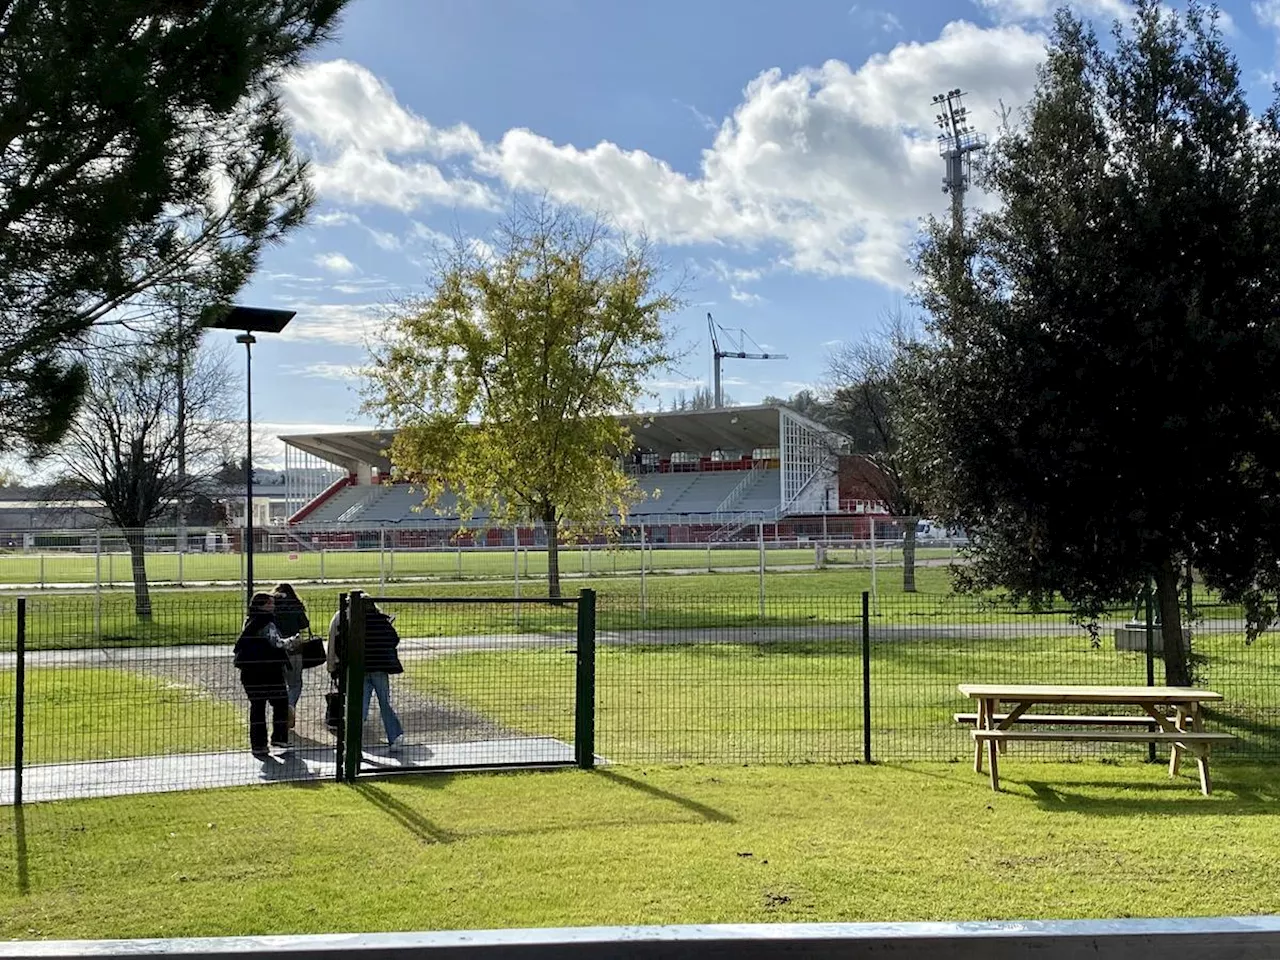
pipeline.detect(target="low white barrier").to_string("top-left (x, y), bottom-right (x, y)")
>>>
top-left (2, 917), bottom-right (1279, 960)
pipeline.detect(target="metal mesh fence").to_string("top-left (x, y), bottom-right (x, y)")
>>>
top-left (2, 589), bottom-right (1276, 805)
top-left (347, 596), bottom-right (582, 774)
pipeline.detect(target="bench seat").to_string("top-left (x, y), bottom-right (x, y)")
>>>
top-left (971, 730), bottom-right (1234, 743)
top-left (954, 713), bottom-right (1168, 727)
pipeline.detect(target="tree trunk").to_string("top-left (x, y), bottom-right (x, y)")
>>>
top-left (544, 514), bottom-right (561, 600)
top-left (1156, 558), bottom-right (1191, 687)
top-left (126, 530), bottom-right (152, 620)
top-left (902, 517), bottom-right (918, 594)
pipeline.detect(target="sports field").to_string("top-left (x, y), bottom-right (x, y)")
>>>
top-left (0, 542), bottom-right (957, 588)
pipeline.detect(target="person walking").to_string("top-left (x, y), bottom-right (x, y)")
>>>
top-left (233, 592), bottom-right (299, 758)
top-left (363, 602), bottom-right (405, 747)
top-left (272, 582), bottom-right (313, 726)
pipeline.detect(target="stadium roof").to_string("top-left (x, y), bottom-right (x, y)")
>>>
top-left (279, 405), bottom-right (832, 473)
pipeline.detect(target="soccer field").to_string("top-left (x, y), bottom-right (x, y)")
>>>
top-left (0, 541), bottom-right (957, 588)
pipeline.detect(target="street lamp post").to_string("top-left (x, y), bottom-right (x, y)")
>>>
top-left (204, 305), bottom-right (296, 608)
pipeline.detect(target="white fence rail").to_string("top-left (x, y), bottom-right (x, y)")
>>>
top-left (2, 917), bottom-right (1277, 960)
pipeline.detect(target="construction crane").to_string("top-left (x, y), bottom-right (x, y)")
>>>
top-left (708, 312), bottom-right (787, 408)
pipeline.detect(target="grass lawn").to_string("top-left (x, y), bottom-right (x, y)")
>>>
top-left (2, 762), bottom-right (1279, 939)
top-left (0, 543), bottom-right (958, 589)
top-left (406, 633), bottom-right (1280, 764)
top-left (0, 564), bottom-right (1130, 651)
top-left (0, 668), bottom-right (244, 764)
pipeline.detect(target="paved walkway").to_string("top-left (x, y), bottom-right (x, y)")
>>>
top-left (0, 736), bottom-right (580, 805)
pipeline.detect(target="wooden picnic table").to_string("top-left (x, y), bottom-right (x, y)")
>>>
top-left (956, 684), bottom-right (1233, 795)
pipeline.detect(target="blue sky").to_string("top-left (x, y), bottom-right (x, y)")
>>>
top-left (239, 0), bottom-right (1280, 464)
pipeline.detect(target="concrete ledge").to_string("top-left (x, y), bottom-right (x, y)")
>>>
top-left (2, 917), bottom-right (1279, 960)
top-left (1114, 626), bottom-right (1191, 653)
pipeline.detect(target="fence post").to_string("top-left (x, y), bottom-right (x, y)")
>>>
top-left (758, 521), bottom-right (765, 618)
top-left (334, 593), bottom-right (347, 782)
top-left (320, 548), bottom-right (326, 585)
top-left (38, 553), bottom-right (44, 590)
top-left (343, 591), bottom-right (367, 782)
top-left (870, 517), bottom-right (878, 615)
top-left (862, 590), bottom-right (872, 764)
top-left (575, 589), bottom-right (597, 769)
top-left (378, 528), bottom-right (386, 594)
top-left (94, 532), bottom-right (102, 641)
top-left (178, 548), bottom-right (184, 588)
top-left (638, 523), bottom-right (647, 624)
top-left (14, 596), bottom-right (25, 806)
top-left (1144, 581), bottom-right (1156, 763)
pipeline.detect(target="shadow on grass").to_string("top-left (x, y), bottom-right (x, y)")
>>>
top-left (12, 806), bottom-right (27, 895)
top-left (592, 768), bottom-right (735, 824)
top-left (1017, 776), bottom-right (1277, 814)
top-left (351, 781), bottom-right (460, 844)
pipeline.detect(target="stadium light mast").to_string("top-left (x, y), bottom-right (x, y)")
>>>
top-left (708, 313), bottom-right (788, 409)
top-left (932, 89), bottom-right (988, 237)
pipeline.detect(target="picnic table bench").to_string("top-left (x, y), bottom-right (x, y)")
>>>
top-left (956, 684), bottom-right (1235, 795)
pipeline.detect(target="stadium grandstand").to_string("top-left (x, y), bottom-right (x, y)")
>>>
top-left (279, 404), bottom-right (899, 545)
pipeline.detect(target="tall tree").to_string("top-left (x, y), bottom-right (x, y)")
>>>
top-left (364, 201), bottom-right (680, 598)
top-left (0, 0), bottom-right (347, 456)
top-left (827, 316), bottom-right (928, 592)
top-left (905, 1), bottom-right (1280, 684)
top-left (51, 331), bottom-right (238, 617)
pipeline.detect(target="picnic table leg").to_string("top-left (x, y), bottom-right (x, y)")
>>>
top-left (1191, 704), bottom-right (1212, 796)
top-left (1169, 705), bottom-right (1186, 777)
top-left (974, 698), bottom-right (987, 773)
top-left (986, 698), bottom-right (1001, 792)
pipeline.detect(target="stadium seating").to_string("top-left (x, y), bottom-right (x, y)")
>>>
top-left (295, 468), bottom-right (783, 526)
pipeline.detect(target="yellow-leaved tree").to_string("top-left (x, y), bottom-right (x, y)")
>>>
top-left (362, 202), bottom-right (680, 597)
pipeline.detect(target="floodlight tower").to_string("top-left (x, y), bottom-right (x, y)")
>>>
top-left (708, 312), bottom-right (787, 408)
top-left (932, 89), bottom-right (988, 237)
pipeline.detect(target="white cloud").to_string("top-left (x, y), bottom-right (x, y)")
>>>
top-left (283, 60), bottom-right (499, 213)
top-left (277, 301), bottom-right (389, 346)
top-left (281, 362), bottom-right (368, 381)
top-left (314, 252), bottom-right (358, 275)
top-left (1257, 0), bottom-right (1280, 30)
top-left (975, 0), bottom-right (1127, 23)
top-left (286, 21), bottom-right (1046, 288)
top-left (730, 286), bottom-right (764, 305)
top-left (849, 6), bottom-right (904, 34)
top-left (313, 211), bottom-right (361, 227)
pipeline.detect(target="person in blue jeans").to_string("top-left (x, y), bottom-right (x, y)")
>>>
top-left (362, 602), bottom-right (404, 747)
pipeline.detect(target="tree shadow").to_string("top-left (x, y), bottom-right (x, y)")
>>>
top-left (591, 768), bottom-right (735, 823)
top-left (350, 781), bottom-right (459, 844)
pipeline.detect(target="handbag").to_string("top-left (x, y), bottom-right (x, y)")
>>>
top-left (324, 678), bottom-right (344, 733)
top-left (300, 632), bottom-right (327, 670)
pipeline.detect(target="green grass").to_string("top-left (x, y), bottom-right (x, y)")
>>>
top-left (0, 566), bottom-right (971, 651)
top-left (0, 543), bottom-right (959, 588)
top-left (3, 762), bottom-right (1280, 939)
top-left (408, 633), bottom-right (1280, 764)
top-left (0, 668), bottom-right (245, 764)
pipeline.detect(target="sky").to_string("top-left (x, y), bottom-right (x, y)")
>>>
top-left (238, 0), bottom-right (1280, 464)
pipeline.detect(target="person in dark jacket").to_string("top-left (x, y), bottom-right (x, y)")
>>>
top-left (234, 592), bottom-right (301, 758)
top-left (362, 602), bottom-right (404, 747)
top-left (272, 582), bottom-right (311, 725)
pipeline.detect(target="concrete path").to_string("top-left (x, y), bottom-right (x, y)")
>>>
top-left (0, 736), bottom-right (580, 805)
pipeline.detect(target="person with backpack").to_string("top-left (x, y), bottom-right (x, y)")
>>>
top-left (233, 592), bottom-right (305, 758)
top-left (362, 601), bottom-right (405, 747)
top-left (272, 582), bottom-right (321, 726)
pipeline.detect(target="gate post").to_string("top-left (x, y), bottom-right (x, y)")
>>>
top-left (333, 592), bottom-right (348, 782)
top-left (14, 596), bottom-right (25, 806)
top-left (862, 591), bottom-right (872, 764)
top-left (575, 589), bottom-right (597, 770)
top-left (1144, 582), bottom-right (1156, 763)
top-left (343, 591), bottom-right (367, 782)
